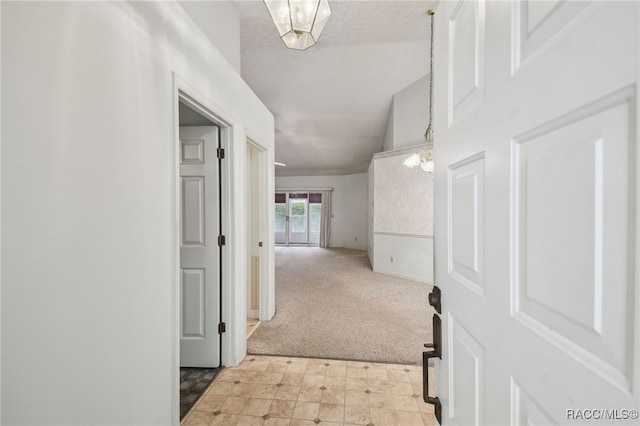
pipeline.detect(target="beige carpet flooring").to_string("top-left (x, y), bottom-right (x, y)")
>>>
top-left (247, 247), bottom-right (434, 365)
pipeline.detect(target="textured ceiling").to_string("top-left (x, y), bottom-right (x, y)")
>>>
top-left (235, 0), bottom-right (434, 176)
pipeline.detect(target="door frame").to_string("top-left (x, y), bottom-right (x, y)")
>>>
top-left (172, 75), bottom-right (232, 423)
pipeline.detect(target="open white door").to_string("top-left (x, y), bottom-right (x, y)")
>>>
top-left (179, 126), bottom-right (221, 368)
top-left (432, 1), bottom-right (639, 424)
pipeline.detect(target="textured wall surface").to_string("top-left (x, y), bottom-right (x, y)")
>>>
top-left (373, 153), bottom-right (433, 236)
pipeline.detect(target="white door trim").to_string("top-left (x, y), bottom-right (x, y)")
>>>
top-left (172, 73), bottom-right (239, 424)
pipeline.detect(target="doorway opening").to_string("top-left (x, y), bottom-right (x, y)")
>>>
top-left (176, 93), bottom-right (228, 419)
top-left (246, 141), bottom-right (263, 338)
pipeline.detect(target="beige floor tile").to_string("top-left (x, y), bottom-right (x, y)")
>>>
top-left (346, 367), bottom-right (367, 379)
top-left (252, 384), bottom-right (278, 399)
top-left (346, 378), bottom-right (368, 392)
top-left (346, 361), bottom-right (367, 368)
top-left (344, 405), bottom-right (370, 425)
top-left (369, 408), bottom-right (397, 426)
top-left (390, 381), bottom-right (415, 396)
top-left (297, 385), bottom-right (323, 403)
top-left (305, 364), bottom-right (328, 376)
top-left (268, 399), bottom-right (297, 418)
top-left (418, 398), bottom-right (436, 414)
top-left (421, 411), bottom-right (437, 425)
top-left (368, 392), bottom-right (396, 410)
top-left (207, 381), bottom-right (236, 396)
top-left (411, 381), bottom-right (424, 396)
top-left (321, 387), bottom-right (345, 405)
top-left (281, 373), bottom-right (304, 386)
top-left (261, 373), bottom-right (284, 385)
top-left (409, 371), bottom-right (423, 384)
top-left (324, 375), bottom-right (347, 388)
top-left (291, 401), bottom-right (320, 420)
top-left (366, 362), bottom-right (388, 370)
top-left (388, 369), bottom-right (411, 383)
top-left (288, 420), bottom-right (316, 426)
top-left (274, 385), bottom-right (300, 401)
top-left (366, 368), bottom-right (389, 381)
top-left (237, 415), bottom-right (265, 426)
top-left (247, 360), bottom-right (271, 372)
top-left (221, 396), bottom-right (251, 415)
top-left (396, 410), bottom-right (424, 425)
top-left (218, 370), bottom-right (246, 382)
top-left (392, 394), bottom-right (420, 412)
top-left (232, 383), bottom-right (258, 398)
top-left (193, 395), bottom-right (226, 412)
top-left (326, 359), bottom-right (347, 366)
top-left (209, 413), bottom-right (241, 425)
top-left (302, 375), bottom-right (325, 387)
top-left (345, 390), bottom-right (368, 407)
top-left (263, 417), bottom-right (291, 426)
top-left (182, 411), bottom-right (215, 425)
top-left (242, 370), bottom-right (265, 384)
top-left (318, 403), bottom-right (344, 423)
top-left (266, 363), bottom-right (289, 373)
top-left (244, 398), bottom-right (273, 417)
top-left (286, 363), bottom-right (308, 374)
top-left (326, 365), bottom-right (347, 377)
top-left (367, 379), bottom-right (392, 394)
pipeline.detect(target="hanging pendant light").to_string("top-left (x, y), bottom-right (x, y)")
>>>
top-left (404, 9), bottom-right (436, 173)
top-left (264, 0), bottom-right (332, 51)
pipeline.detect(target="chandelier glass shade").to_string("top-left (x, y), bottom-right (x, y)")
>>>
top-left (264, 0), bottom-right (332, 50)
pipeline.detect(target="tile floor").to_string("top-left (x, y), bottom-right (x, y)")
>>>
top-left (181, 355), bottom-right (435, 426)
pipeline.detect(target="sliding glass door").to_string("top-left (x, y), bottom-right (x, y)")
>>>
top-left (275, 192), bottom-right (322, 246)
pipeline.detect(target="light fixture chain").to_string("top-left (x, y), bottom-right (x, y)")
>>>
top-left (425, 9), bottom-right (435, 150)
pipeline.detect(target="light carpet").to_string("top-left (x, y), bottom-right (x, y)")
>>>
top-left (247, 247), bottom-right (434, 365)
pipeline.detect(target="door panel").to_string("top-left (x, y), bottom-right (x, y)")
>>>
top-left (180, 126), bottom-right (220, 368)
top-left (434, 1), bottom-right (638, 424)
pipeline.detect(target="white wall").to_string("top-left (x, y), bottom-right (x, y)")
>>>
top-left (178, 0), bottom-right (241, 74)
top-left (369, 150), bottom-right (433, 283)
top-left (275, 173), bottom-right (368, 250)
top-left (373, 234), bottom-right (433, 283)
top-left (383, 75), bottom-right (429, 152)
top-left (1, 2), bottom-right (274, 425)
top-left (369, 73), bottom-right (434, 283)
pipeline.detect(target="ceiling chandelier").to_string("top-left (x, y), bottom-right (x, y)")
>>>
top-left (404, 9), bottom-right (436, 173)
top-left (264, 0), bottom-right (332, 50)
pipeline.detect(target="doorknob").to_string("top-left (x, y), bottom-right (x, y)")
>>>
top-left (429, 286), bottom-right (441, 314)
top-left (423, 313), bottom-right (442, 424)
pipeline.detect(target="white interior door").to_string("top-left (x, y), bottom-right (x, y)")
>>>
top-left (179, 126), bottom-right (220, 368)
top-left (433, 1), bottom-right (639, 424)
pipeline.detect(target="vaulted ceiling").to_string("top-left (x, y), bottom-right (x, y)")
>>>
top-left (236, 1), bottom-right (434, 176)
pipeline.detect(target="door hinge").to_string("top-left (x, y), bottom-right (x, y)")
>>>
top-left (218, 235), bottom-right (226, 246)
top-left (218, 322), bottom-right (226, 334)
top-left (217, 148), bottom-right (225, 159)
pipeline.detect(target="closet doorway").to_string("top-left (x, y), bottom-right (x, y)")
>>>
top-left (275, 192), bottom-right (326, 247)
